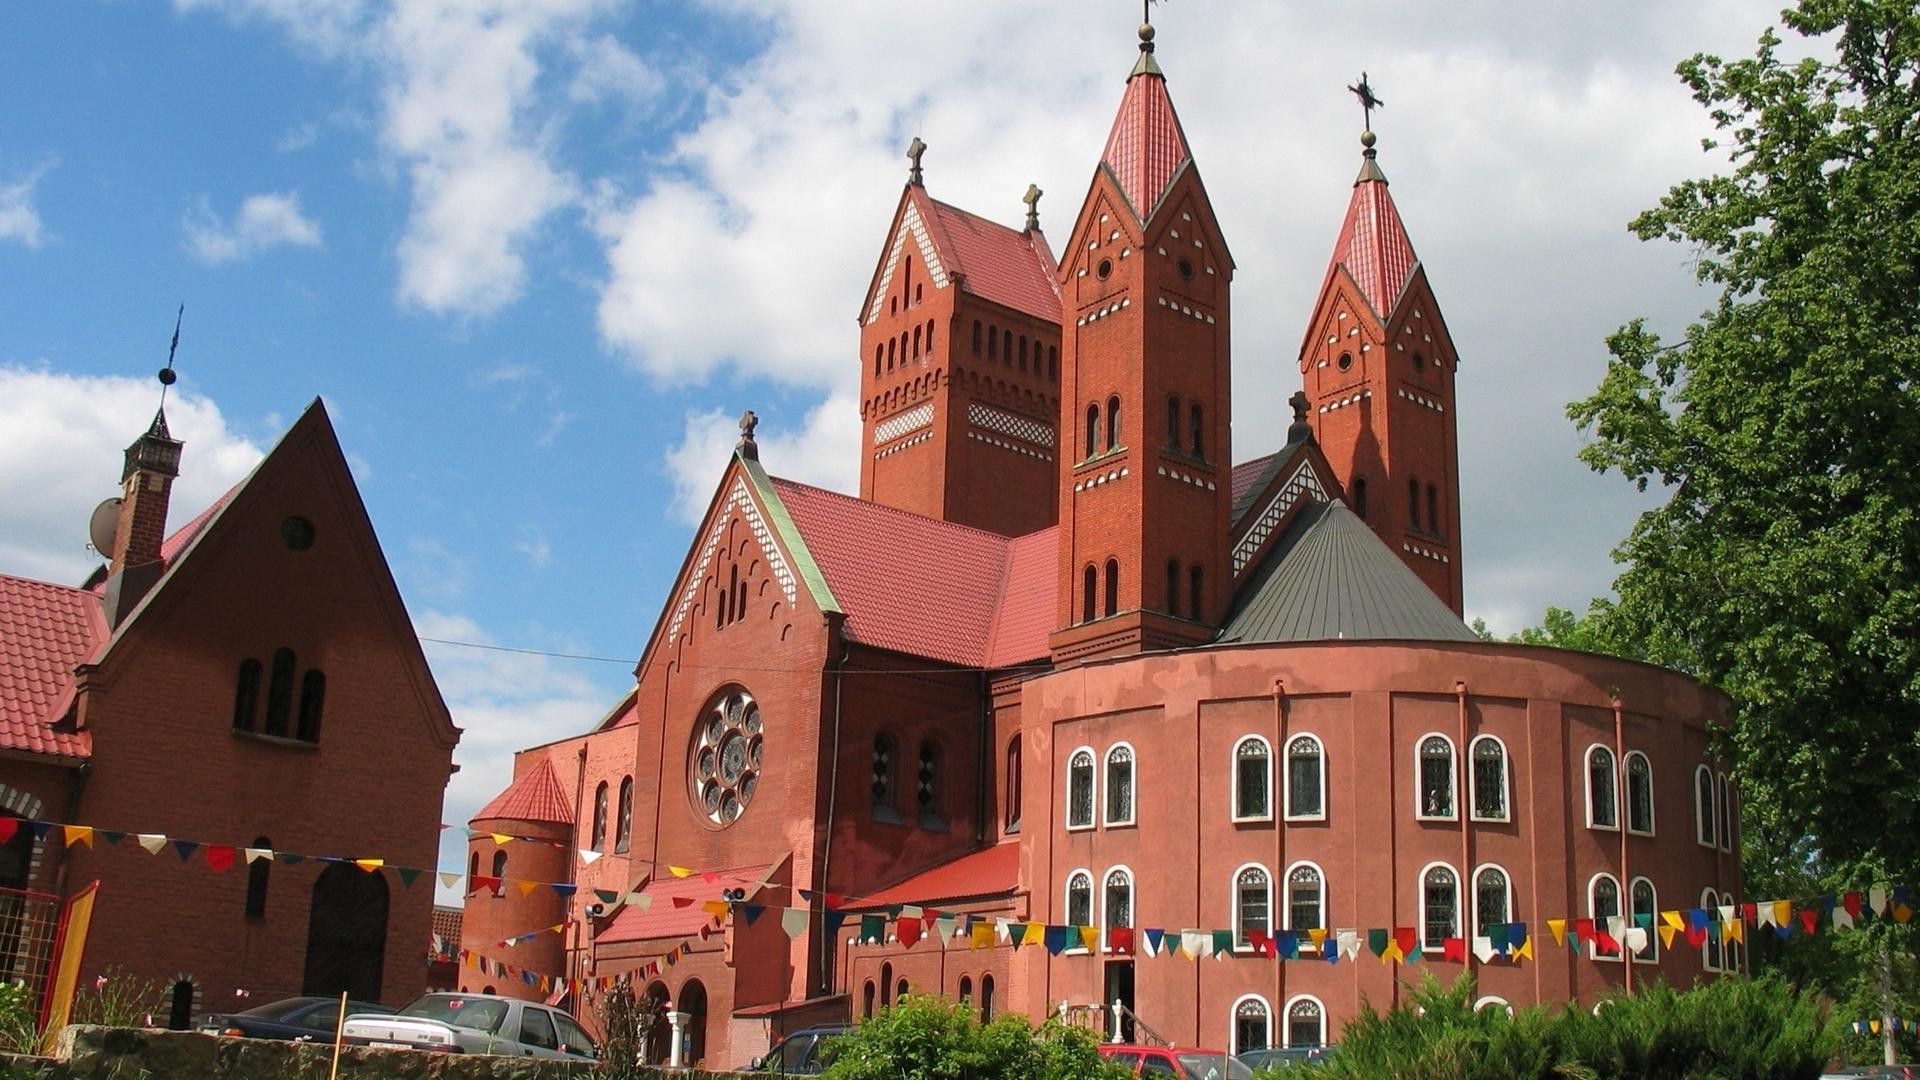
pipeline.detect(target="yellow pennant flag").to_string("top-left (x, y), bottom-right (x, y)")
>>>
top-left (669, 866), bottom-right (693, 878)
top-left (1662, 910), bottom-right (1686, 931)
top-left (62, 826), bottom-right (92, 849)
top-left (1382, 939), bottom-right (1404, 964)
top-left (1724, 918), bottom-right (1745, 943)
top-left (1308, 928), bottom-right (1328, 950)
top-left (1771, 900), bottom-right (1791, 927)
top-left (355, 859), bottom-right (384, 872)
top-left (491, 834), bottom-right (514, 846)
top-left (701, 901), bottom-right (728, 916)
top-left (1872, 1020), bottom-right (1883, 1035)
top-left (1513, 936), bottom-right (1533, 961)
top-left (1547, 919), bottom-right (1567, 946)
top-left (1022, 922), bottom-right (1045, 947)
top-left (1078, 926), bottom-right (1100, 953)
top-left (1658, 924), bottom-right (1678, 949)
top-left (971, 923), bottom-right (996, 950)
top-left (516, 879), bottom-right (541, 897)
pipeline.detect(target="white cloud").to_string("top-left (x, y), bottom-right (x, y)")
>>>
top-left (662, 391), bottom-right (860, 524)
top-left (567, 32), bottom-right (663, 108)
top-left (0, 162), bottom-right (52, 248)
top-left (170, 0), bottom-right (371, 57)
top-left (0, 366), bottom-right (265, 586)
top-left (183, 191), bottom-right (323, 263)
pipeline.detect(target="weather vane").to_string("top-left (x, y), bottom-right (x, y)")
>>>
top-left (1347, 72), bottom-right (1383, 131)
top-left (158, 304), bottom-right (183, 409)
top-left (1143, 0), bottom-right (1162, 25)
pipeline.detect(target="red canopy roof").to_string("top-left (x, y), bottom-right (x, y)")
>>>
top-left (858, 842), bottom-right (1020, 908)
top-left (471, 758), bottom-right (574, 825)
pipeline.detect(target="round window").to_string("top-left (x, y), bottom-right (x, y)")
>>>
top-left (690, 688), bottom-right (763, 827)
top-left (280, 516), bottom-right (316, 551)
top-left (1413, 353), bottom-right (1426, 371)
top-left (1096, 259), bottom-right (1113, 281)
top-left (1177, 257), bottom-right (1194, 281)
top-left (1337, 352), bottom-right (1353, 372)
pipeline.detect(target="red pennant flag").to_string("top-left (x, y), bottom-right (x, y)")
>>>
top-left (472, 875), bottom-right (502, 897)
top-left (1573, 918), bottom-right (1596, 944)
top-left (1442, 937), bottom-right (1467, 963)
top-left (1394, 928), bottom-right (1419, 958)
top-left (1799, 908), bottom-right (1819, 935)
top-left (1595, 928), bottom-right (1621, 954)
top-left (0, 818), bottom-right (18, 845)
top-left (1685, 925), bottom-right (1707, 949)
top-left (1110, 927), bottom-right (1136, 955)
top-left (1248, 930), bottom-right (1273, 958)
top-left (701, 871), bottom-right (720, 884)
top-left (1845, 892), bottom-right (1864, 918)
top-left (897, 918), bottom-right (922, 949)
top-left (672, 896), bottom-right (696, 908)
top-left (205, 845), bottom-right (237, 873)
top-left (1742, 902), bottom-right (1759, 924)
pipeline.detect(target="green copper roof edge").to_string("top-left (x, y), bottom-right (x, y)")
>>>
top-left (739, 454), bottom-right (842, 616)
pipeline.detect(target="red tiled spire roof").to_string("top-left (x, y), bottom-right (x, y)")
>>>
top-left (1325, 139), bottom-right (1418, 319)
top-left (471, 757), bottom-right (574, 825)
top-left (1099, 28), bottom-right (1192, 222)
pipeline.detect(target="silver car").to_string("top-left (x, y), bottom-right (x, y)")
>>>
top-left (342, 992), bottom-right (597, 1060)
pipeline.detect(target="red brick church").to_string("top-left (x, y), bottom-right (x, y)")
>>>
top-left (464, 23), bottom-right (1741, 1067)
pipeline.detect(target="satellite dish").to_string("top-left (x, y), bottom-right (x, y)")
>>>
top-left (88, 498), bottom-right (123, 556)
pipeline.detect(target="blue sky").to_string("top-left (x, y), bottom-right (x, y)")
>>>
top-left (1, 0), bottom-right (1788, 902)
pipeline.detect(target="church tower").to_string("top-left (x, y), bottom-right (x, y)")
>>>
top-left (1299, 123), bottom-right (1465, 613)
top-left (1049, 22), bottom-right (1234, 664)
top-left (857, 141), bottom-right (1064, 537)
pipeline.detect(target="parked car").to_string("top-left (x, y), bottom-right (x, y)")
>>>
top-left (341, 993), bottom-right (596, 1060)
top-left (1099, 1043), bottom-right (1257, 1079)
top-left (195, 996), bottom-right (392, 1041)
top-left (747, 1024), bottom-right (853, 1074)
top-left (1821, 1068), bottom-right (1920, 1079)
top-left (1237, 1045), bottom-right (1332, 1069)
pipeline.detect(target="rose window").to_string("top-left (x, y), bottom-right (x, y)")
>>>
top-left (692, 689), bottom-right (763, 826)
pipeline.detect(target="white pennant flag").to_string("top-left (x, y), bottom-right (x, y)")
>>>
top-left (994, 918), bottom-right (1011, 944)
top-left (1472, 936), bottom-right (1496, 964)
top-left (780, 908), bottom-right (808, 939)
top-left (1870, 887), bottom-right (1890, 916)
top-left (899, 905), bottom-right (922, 921)
top-left (440, 872), bottom-right (462, 889)
top-left (579, 849), bottom-right (602, 866)
top-left (1718, 905), bottom-right (1738, 930)
top-left (1181, 930), bottom-right (1211, 959)
top-left (1337, 930), bottom-right (1362, 960)
top-left (137, 834), bottom-right (168, 855)
top-left (935, 916), bottom-right (957, 945)
top-left (1834, 905), bottom-right (1855, 930)
top-left (1624, 927), bottom-right (1650, 955)
top-left (1755, 903), bottom-right (1780, 929)
top-left (243, 847), bottom-right (272, 864)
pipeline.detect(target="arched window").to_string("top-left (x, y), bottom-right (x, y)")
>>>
top-left (979, 975), bottom-right (994, 1022)
top-left (1590, 874), bottom-right (1623, 959)
top-left (1353, 477), bottom-right (1368, 520)
top-left (1018, 335), bottom-right (1028, 371)
top-left (1190, 565), bottom-right (1204, 622)
top-left (1717, 772), bottom-right (1734, 851)
top-left (1286, 863), bottom-right (1325, 931)
top-left (1003, 330), bottom-right (1014, 365)
top-left (1470, 736), bottom-right (1508, 821)
top-left (958, 975), bottom-right (972, 1002)
top-left (872, 343), bottom-right (882, 377)
top-left (1166, 559), bottom-right (1181, 618)
top-left (1104, 745), bottom-right (1135, 826)
top-left (1064, 870), bottom-right (1092, 947)
top-left (1104, 559), bottom-right (1119, 618)
top-left (1066, 749), bottom-right (1095, 829)
top-left (1165, 395), bottom-right (1181, 449)
top-left (1285, 996), bottom-right (1324, 1049)
top-left (1103, 867), bottom-right (1133, 948)
top-left (871, 735), bottom-right (898, 820)
top-left (297, 670), bottom-right (325, 742)
top-left (491, 849), bottom-right (507, 879)
top-left (987, 325), bottom-right (998, 359)
top-left (916, 741), bottom-right (942, 827)
top-left (1474, 997), bottom-right (1513, 1017)
top-left (1695, 766), bottom-right (1716, 847)
top-left (1106, 396), bottom-right (1121, 451)
top-left (467, 851), bottom-right (478, 883)
top-left (264, 647), bottom-right (295, 737)
top-left (1631, 877), bottom-right (1658, 961)
top-left (1701, 887), bottom-right (1723, 971)
top-left (1407, 477), bottom-right (1420, 524)
top-left (232, 659), bottom-right (261, 732)
top-left (1005, 736), bottom-right (1022, 833)
top-left (925, 320), bottom-right (935, 356)
top-left (1473, 865), bottom-right (1510, 939)
top-left (1586, 745), bottom-right (1618, 829)
top-left (1285, 735), bottom-right (1325, 819)
top-left (1427, 483), bottom-right (1439, 533)
top-left (862, 981), bottom-right (875, 1018)
top-left (1085, 404), bottom-right (1100, 458)
top-left (1233, 737), bottom-right (1271, 821)
top-left (1626, 751), bottom-right (1654, 834)
top-left (591, 782), bottom-right (609, 850)
top-left (615, 777), bottom-right (633, 852)
top-left (168, 980), bottom-right (195, 1031)
top-left (1417, 735), bottom-right (1456, 819)
top-left (1048, 346), bottom-right (1058, 380)
top-left (1190, 403), bottom-right (1204, 457)
top-left (880, 962), bottom-right (893, 1008)
top-left (911, 325), bottom-right (922, 359)
top-left (971, 320), bottom-right (981, 356)
top-left (1232, 995), bottom-right (1271, 1055)
top-left (245, 835), bottom-right (271, 919)
top-left (886, 338), bottom-right (895, 371)
top-left (896, 977), bottom-right (909, 1002)
top-left (1420, 864), bottom-right (1459, 950)
top-left (1082, 564), bottom-right (1097, 623)
top-left (1234, 865), bottom-right (1270, 948)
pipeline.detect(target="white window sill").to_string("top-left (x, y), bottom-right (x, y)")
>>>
top-left (1284, 812), bottom-right (1327, 823)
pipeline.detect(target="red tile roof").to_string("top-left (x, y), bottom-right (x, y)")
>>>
top-left (858, 842), bottom-right (1019, 907)
top-left (0, 575), bottom-right (99, 759)
top-left (598, 866), bottom-right (769, 945)
top-left (431, 905), bottom-right (463, 958)
top-left (984, 528), bottom-right (1056, 668)
top-left (472, 758), bottom-right (574, 825)
top-left (1327, 171), bottom-right (1418, 319)
top-left (924, 197), bottom-right (1062, 324)
top-left (1231, 455), bottom-right (1276, 509)
top-left (1100, 68), bottom-right (1191, 221)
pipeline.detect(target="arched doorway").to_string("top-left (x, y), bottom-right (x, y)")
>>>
top-left (642, 981), bottom-right (670, 1065)
top-left (167, 980), bottom-right (194, 1030)
top-left (302, 864), bottom-right (388, 1000)
top-left (678, 979), bottom-right (707, 1067)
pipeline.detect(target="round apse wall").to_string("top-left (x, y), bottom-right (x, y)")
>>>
top-left (689, 687), bottom-right (763, 827)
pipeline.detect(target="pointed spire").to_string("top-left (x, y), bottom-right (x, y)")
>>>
top-left (1100, 19), bottom-right (1191, 221)
top-left (1326, 127), bottom-right (1417, 318)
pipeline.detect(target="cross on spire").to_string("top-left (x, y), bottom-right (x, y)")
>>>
top-left (1022, 184), bottom-right (1043, 231)
top-left (1347, 72), bottom-right (1383, 133)
top-left (906, 137), bottom-right (927, 187)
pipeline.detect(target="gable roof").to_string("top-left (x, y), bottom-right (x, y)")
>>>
top-left (471, 757), bottom-right (574, 825)
top-left (1221, 499), bottom-right (1478, 645)
top-left (861, 186), bottom-right (1062, 327)
top-left (1322, 153), bottom-right (1419, 321)
top-left (0, 574), bottom-right (99, 759)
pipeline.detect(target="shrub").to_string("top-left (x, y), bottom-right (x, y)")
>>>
top-left (821, 995), bottom-right (1132, 1080)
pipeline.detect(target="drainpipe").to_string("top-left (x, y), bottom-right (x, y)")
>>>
top-left (817, 626), bottom-right (850, 994)
top-left (52, 763), bottom-right (91, 898)
top-left (1272, 678), bottom-right (1287, 1015)
top-left (571, 745), bottom-right (588, 986)
top-left (1613, 695), bottom-right (1631, 994)
top-left (976, 671), bottom-right (991, 846)
top-left (1457, 682), bottom-right (1471, 981)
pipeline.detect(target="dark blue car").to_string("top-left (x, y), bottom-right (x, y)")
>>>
top-left (196, 995), bottom-right (393, 1041)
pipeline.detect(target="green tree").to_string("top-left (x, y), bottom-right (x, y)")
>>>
top-left (820, 995), bottom-right (1131, 1080)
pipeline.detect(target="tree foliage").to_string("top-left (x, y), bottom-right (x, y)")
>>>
top-left (819, 995), bottom-right (1132, 1080)
top-left (1566, 0), bottom-right (1920, 885)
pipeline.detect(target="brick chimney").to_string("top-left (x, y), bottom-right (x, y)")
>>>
top-left (103, 409), bottom-right (182, 627)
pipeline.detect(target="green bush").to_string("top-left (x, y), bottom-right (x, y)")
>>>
top-left (820, 995), bottom-right (1132, 1080)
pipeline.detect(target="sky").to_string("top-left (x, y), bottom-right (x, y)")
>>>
top-left (0, 0), bottom-right (1791, 904)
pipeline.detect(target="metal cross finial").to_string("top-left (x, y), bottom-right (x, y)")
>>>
top-left (1022, 184), bottom-right (1043, 231)
top-left (157, 303), bottom-right (183, 410)
top-left (906, 137), bottom-right (927, 187)
top-left (1347, 72), bottom-right (1384, 132)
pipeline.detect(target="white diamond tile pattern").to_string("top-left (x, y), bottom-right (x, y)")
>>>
top-left (873, 403), bottom-right (935, 445)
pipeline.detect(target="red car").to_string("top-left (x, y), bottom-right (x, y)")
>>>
top-left (1098, 1044), bottom-right (1256, 1079)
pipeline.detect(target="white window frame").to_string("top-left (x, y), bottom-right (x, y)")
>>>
top-left (1231, 735), bottom-right (1273, 823)
top-left (1473, 996), bottom-right (1513, 1017)
top-left (1716, 772), bottom-right (1734, 852)
top-left (1467, 734), bottom-right (1509, 822)
top-left (1624, 751), bottom-right (1655, 836)
top-left (1283, 994), bottom-right (1326, 1049)
top-left (1630, 875), bottom-right (1659, 962)
top-left (1589, 872), bottom-right (1624, 963)
top-left (1063, 869), bottom-right (1092, 953)
top-left (1065, 746), bottom-right (1096, 831)
top-left (1230, 994), bottom-right (1272, 1056)
top-left (1283, 733), bottom-right (1327, 821)
top-left (1101, 864), bottom-right (1134, 954)
top-left (1584, 743), bottom-right (1619, 831)
top-left (1283, 860), bottom-right (1327, 932)
top-left (1413, 733), bottom-right (1458, 821)
top-left (1232, 862), bottom-right (1271, 953)
top-left (1694, 765), bottom-right (1716, 848)
top-left (1103, 742), bottom-right (1137, 828)
top-left (1417, 860), bottom-right (1460, 951)
top-left (1701, 887), bottom-right (1723, 972)
top-left (1471, 862), bottom-right (1513, 944)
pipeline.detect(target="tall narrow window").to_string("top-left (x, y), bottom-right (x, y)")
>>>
top-left (916, 741), bottom-right (942, 827)
top-left (925, 320), bottom-right (934, 356)
top-left (1408, 477), bottom-right (1420, 524)
top-left (1082, 564), bottom-right (1097, 623)
top-left (1106, 396), bottom-right (1121, 451)
top-left (467, 851), bottom-right (478, 883)
top-left (1626, 752), bottom-right (1654, 834)
top-left (1104, 559), bottom-right (1119, 617)
top-left (1418, 735), bottom-right (1455, 818)
top-left (1018, 336), bottom-right (1028, 371)
top-left (1470, 736), bottom-right (1508, 821)
top-left (1048, 346), bottom-right (1058, 380)
top-left (1286, 735), bottom-right (1324, 819)
top-left (1473, 865), bottom-right (1509, 938)
top-left (987, 325), bottom-right (998, 359)
top-left (591, 782), bottom-right (608, 850)
top-left (971, 320), bottom-right (982, 356)
top-left (872, 344), bottom-right (882, 377)
top-left (1286, 998), bottom-right (1324, 1049)
top-left (958, 975), bottom-right (972, 1003)
top-left (1004, 737), bottom-right (1022, 833)
top-left (1190, 565), bottom-right (1204, 623)
top-left (979, 975), bottom-right (994, 1022)
top-left (1190, 403), bottom-right (1204, 457)
top-left (1235, 866), bottom-right (1270, 947)
top-left (886, 338), bottom-right (895, 371)
top-left (1103, 868), bottom-right (1132, 945)
top-left (1104, 745), bottom-right (1135, 826)
top-left (1066, 749), bottom-right (1095, 829)
top-left (233, 659), bottom-right (261, 732)
top-left (1702, 888), bottom-right (1723, 970)
top-left (880, 963), bottom-right (893, 1007)
top-left (1421, 864), bottom-right (1458, 949)
top-left (871, 735), bottom-right (897, 820)
top-left (1004, 330), bottom-right (1014, 364)
top-left (1695, 766), bottom-right (1716, 847)
top-left (1631, 877), bottom-right (1658, 960)
top-left (1286, 864), bottom-right (1324, 930)
top-left (911, 325), bottom-right (921, 359)
top-left (1587, 745), bottom-right (1618, 829)
top-left (1166, 559), bottom-right (1181, 618)
top-left (1717, 773), bottom-right (1734, 851)
top-left (1085, 405), bottom-right (1100, 458)
top-left (1166, 395), bottom-right (1181, 449)
top-left (1233, 737), bottom-right (1271, 820)
top-left (296, 670), bottom-right (325, 743)
top-left (1427, 483), bottom-right (1439, 533)
top-left (245, 835), bottom-right (271, 919)
top-left (1591, 875), bottom-right (1622, 958)
top-left (264, 648), bottom-right (295, 737)
top-left (1353, 478), bottom-right (1368, 520)
top-left (615, 777), bottom-right (633, 852)
top-left (1233, 997), bottom-right (1271, 1055)
top-left (491, 850), bottom-right (508, 879)
top-left (862, 982), bottom-right (875, 1019)
top-left (1065, 871), bottom-right (1093, 932)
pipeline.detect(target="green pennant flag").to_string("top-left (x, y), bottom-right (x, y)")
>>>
top-left (595, 890), bottom-right (619, 905)
top-left (275, 852), bottom-right (307, 865)
top-left (1368, 929), bottom-right (1390, 957)
top-left (1211, 930), bottom-right (1234, 957)
top-left (859, 914), bottom-right (886, 945)
top-left (395, 867), bottom-right (423, 889)
top-left (97, 830), bottom-right (125, 846)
